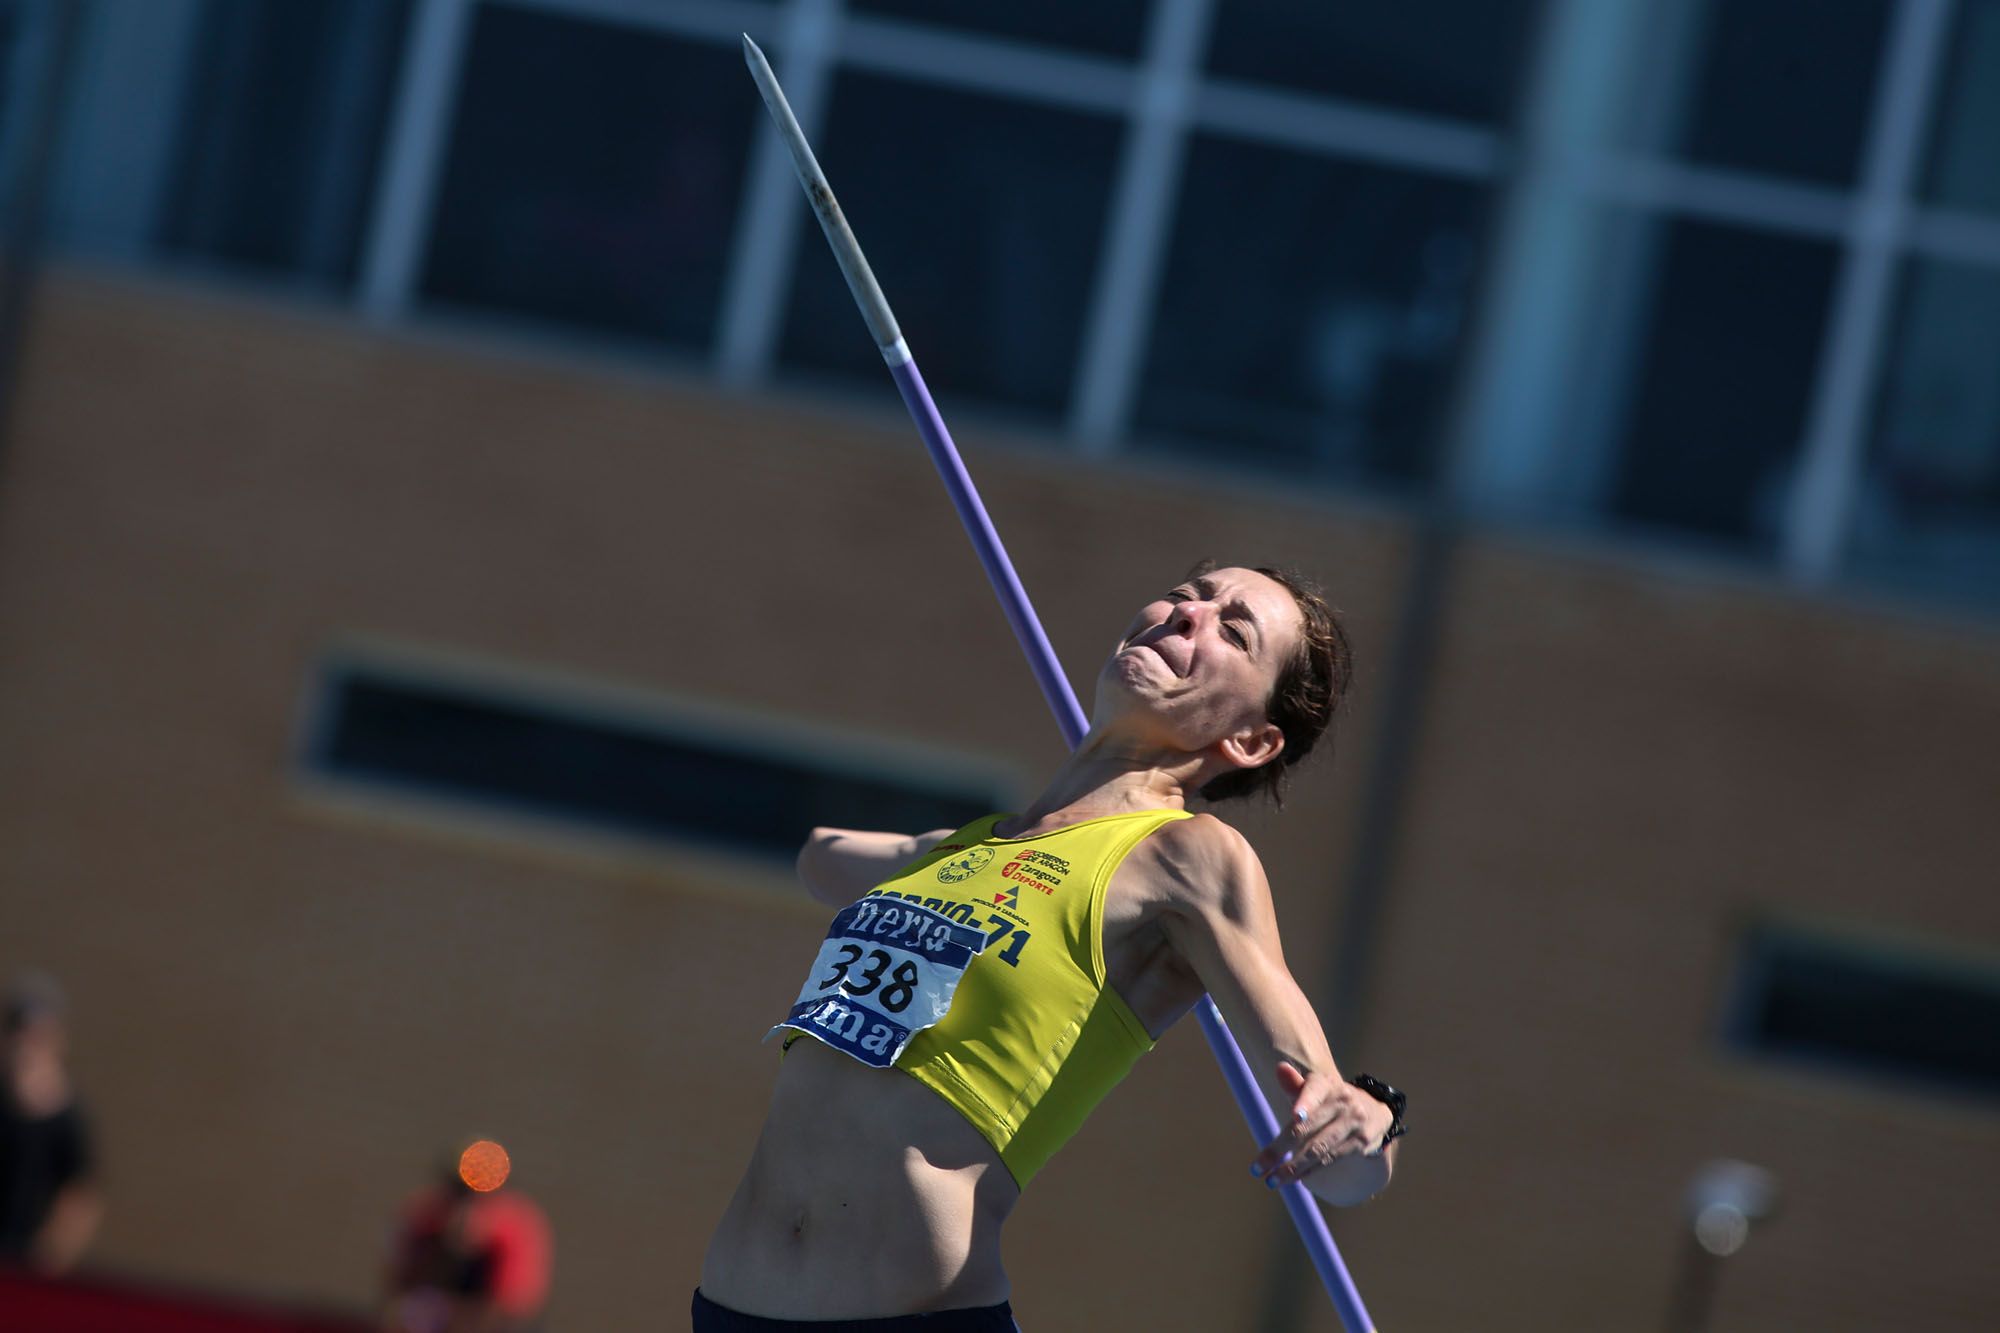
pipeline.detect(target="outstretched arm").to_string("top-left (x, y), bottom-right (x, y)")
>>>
top-left (1148, 815), bottom-right (1397, 1207)
top-left (796, 827), bottom-right (955, 906)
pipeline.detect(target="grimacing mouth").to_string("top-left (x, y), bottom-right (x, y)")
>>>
top-left (1127, 633), bottom-right (1187, 678)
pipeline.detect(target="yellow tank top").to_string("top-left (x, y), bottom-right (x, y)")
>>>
top-left (856, 808), bottom-right (1191, 1187)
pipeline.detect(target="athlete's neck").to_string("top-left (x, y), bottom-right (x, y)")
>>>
top-left (1008, 735), bottom-right (1209, 833)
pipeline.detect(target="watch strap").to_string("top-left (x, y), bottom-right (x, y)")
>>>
top-left (1347, 1073), bottom-right (1407, 1144)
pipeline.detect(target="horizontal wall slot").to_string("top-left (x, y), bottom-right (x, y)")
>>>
top-left (303, 659), bottom-right (1003, 863)
top-left (1724, 924), bottom-right (2000, 1102)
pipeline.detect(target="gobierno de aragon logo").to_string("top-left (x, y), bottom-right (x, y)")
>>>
top-left (936, 846), bottom-right (996, 883)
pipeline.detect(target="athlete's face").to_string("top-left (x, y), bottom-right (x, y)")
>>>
top-left (1101, 567), bottom-right (1300, 762)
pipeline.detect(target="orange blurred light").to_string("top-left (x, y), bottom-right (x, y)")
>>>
top-left (459, 1139), bottom-right (511, 1193)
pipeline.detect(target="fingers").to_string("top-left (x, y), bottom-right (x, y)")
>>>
top-left (1277, 1061), bottom-right (1319, 1134)
top-left (1248, 1063), bottom-right (1312, 1180)
top-left (1280, 1060), bottom-right (1321, 1137)
top-left (1257, 1118), bottom-right (1376, 1187)
top-left (1249, 1073), bottom-right (1379, 1188)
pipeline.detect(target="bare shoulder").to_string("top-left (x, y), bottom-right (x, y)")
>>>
top-left (1130, 812), bottom-right (1270, 920)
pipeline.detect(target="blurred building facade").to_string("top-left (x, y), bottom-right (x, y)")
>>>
top-left (0, 1), bottom-right (1995, 1330)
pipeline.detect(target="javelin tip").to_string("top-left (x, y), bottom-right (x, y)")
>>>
top-left (740, 29), bottom-right (902, 351)
top-left (742, 33), bottom-right (774, 86)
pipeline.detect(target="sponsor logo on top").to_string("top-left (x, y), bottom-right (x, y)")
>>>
top-left (999, 848), bottom-right (1069, 897)
top-left (936, 845), bottom-right (996, 883)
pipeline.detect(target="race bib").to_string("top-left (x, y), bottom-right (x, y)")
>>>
top-left (768, 896), bottom-right (988, 1067)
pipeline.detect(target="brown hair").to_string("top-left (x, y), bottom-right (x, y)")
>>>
top-left (1190, 561), bottom-right (1352, 806)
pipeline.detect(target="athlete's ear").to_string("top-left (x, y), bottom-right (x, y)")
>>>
top-left (1219, 721), bottom-right (1283, 773)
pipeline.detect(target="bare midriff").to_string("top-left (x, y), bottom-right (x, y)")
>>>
top-left (702, 845), bottom-right (1205, 1321)
top-left (699, 1037), bottom-right (1021, 1320)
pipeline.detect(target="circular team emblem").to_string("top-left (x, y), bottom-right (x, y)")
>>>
top-left (936, 846), bottom-right (995, 883)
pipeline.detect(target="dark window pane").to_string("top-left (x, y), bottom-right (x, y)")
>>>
top-left (0, 5), bottom-right (23, 219)
top-left (1725, 926), bottom-right (2000, 1101)
top-left (1133, 137), bottom-right (1487, 489)
top-left (158, 0), bottom-right (409, 286)
top-left (1667, 0), bottom-right (1890, 186)
top-left (1608, 220), bottom-right (1839, 550)
top-left (1923, 0), bottom-right (2000, 213)
top-left (849, 0), bottom-right (1149, 59)
top-left (308, 665), bottom-right (999, 863)
top-left (1847, 258), bottom-right (2000, 606)
top-left (0, 3), bottom-right (18, 105)
top-left (777, 75), bottom-right (1123, 419)
top-left (421, 7), bottom-right (751, 347)
top-left (1206, 0), bottom-right (1539, 123)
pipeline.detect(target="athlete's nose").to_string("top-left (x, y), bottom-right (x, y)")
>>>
top-left (1168, 598), bottom-right (1211, 635)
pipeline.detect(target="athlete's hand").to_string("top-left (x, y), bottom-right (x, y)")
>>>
top-left (1250, 1061), bottom-right (1392, 1188)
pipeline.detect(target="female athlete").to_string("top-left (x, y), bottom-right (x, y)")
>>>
top-left (697, 564), bottom-right (1402, 1330)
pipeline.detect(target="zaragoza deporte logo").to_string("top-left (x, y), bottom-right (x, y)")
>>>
top-left (936, 845), bottom-right (995, 883)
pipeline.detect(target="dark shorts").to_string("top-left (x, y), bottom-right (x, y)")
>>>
top-left (692, 1289), bottom-right (1018, 1332)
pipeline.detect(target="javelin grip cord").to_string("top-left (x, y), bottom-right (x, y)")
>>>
top-left (743, 35), bottom-right (1375, 1333)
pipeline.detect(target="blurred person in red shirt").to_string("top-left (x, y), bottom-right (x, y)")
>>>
top-left (0, 972), bottom-right (101, 1273)
top-left (383, 1145), bottom-right (551, 1333)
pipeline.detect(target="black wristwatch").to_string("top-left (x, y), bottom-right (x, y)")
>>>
top-left (1347, 1074), bottom-right (1407, 1145)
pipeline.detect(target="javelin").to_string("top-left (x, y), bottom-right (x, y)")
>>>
top-left (742, 36), bottom-right (1376, 1333)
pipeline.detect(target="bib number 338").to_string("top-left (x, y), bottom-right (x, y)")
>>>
top-left (768, 897), bottom-right (989, 1068)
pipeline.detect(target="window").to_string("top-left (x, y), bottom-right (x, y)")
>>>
top-left (1133, 135), bottom-right (1488, 489)
top-left (157, 0), bottom-right (410, 288)
top-left (1724, 924), bottom-right (2000, 1102)
top-left (1604, 218), bottom-right (1841, 551)
top-left (0, 3), bottom-right (22, 157)
top-left (40, 0), bottom-right (2000, 618)
top-left (776, 73), bottom-right (1124, 420)
top-left (0, 1), bottom-right (34, 222)
top-left (1205, 0), bottom-right (1541, 124)
top-left (848, 0), bottom-right (1150, 60)
top-left (157, 0), bottom-right (410, 287)
top-left (1660, 0), bottom-right (1891, 186)
top-left (419, 5), bottom-right (753, 348)
top-left (1846, 257), bottom-right (2000, 603)
top-left (1922, 0), bottom-right (2000, 214)
top-left (302, 660), bottom-right (1003, 865)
